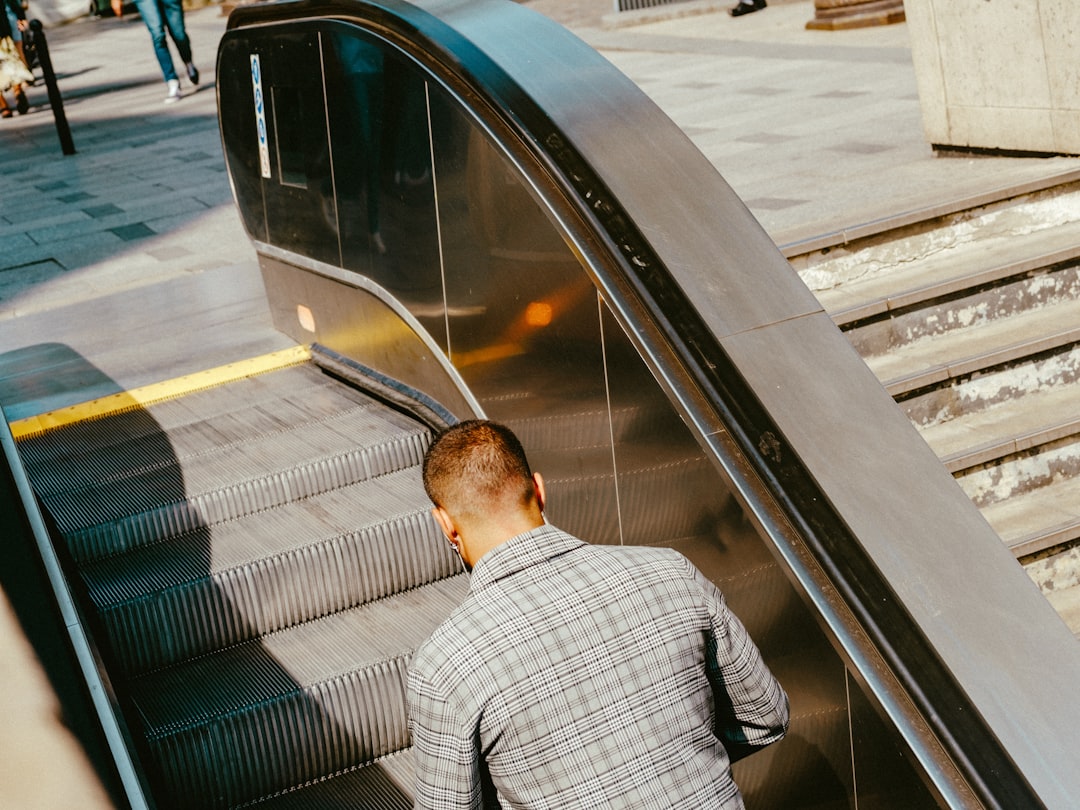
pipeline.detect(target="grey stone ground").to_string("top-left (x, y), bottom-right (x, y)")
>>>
top-left (1, 0), bottom-right (1079, 804)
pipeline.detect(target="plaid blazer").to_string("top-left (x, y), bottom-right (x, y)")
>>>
top-left (407, 524), bottom-right (789, 809)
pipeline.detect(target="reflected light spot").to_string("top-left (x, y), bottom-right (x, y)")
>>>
top-left (297, 304), bottom-right (316, 333)
top-left (525, 301), bottom-right (553, 327)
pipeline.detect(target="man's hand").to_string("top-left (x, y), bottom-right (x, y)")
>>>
top-left (110, 0), bottom-right (123, 16)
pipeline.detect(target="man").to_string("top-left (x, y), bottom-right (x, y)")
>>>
top-left (112, 0), bottom-right (198, 103)
top-left (407, 420), bottom-right (789, 809)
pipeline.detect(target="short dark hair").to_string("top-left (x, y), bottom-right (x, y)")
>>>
top-left (422, 420), bottom-right (535, 519)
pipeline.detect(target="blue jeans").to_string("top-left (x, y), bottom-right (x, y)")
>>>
top-left (133, 0), bottom-right (192, 83)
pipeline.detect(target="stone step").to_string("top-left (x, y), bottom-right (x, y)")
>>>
top-left (900, 343), bottom-right (1080, 429)
top-left (917, 375), bottom-right (1080, 474)
top-left (866, 296), bottom-right (1080, 397)
top-left (980, 473), bottom-right (1080, 561)
top-left (796, 183), bottom-right (1080, 323)
top-left (846, 262), bottom-right (1080, 360)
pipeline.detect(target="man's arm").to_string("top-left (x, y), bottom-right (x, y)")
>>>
top-left (693, 565), bottom-right (790, 761)
top-left (406, 663), bottom-right (485, 810)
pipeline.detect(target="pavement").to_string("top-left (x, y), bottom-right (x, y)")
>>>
top-left (1, 0), bottom-right (1080, 804)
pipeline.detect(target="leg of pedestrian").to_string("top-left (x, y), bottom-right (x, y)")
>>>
top-left (160, 0), bottom-right (197, 87)
top-left (116, 0), bottom-right (182, 102)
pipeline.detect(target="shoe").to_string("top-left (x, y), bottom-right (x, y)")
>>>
top-left (15, 89), bottom-right (28, 115)
top-left (730, 0), bottom-right (765, 16)
top-left (186, 62), bottom-right (199, 85)
top-left (0, 107), bottom-right (11, 119)
top-left (165, 79), bottom-right (181, 104)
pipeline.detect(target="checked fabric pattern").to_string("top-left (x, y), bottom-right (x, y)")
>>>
top-left (407, 525), bottom-right (789, 809)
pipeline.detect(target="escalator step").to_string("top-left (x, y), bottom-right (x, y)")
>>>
top-left (537, 442), bottom-right (716, 546)
top-left (240, 749), bottom-right (416, 809)
top-left (81, 469), bottom-right (457, 675)
top-left (38, 409), bottom-right (429, 563)
top-left (16, 363), bottom-right (425, 540)
top-left (130, 574), bottom-right (467, 810)
top-left (17, 364), bottom-right (373, 475)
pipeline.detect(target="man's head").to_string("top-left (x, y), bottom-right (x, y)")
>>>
top-left (422, 420), bottom-right (545, 568)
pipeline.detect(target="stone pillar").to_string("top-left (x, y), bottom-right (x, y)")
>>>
top-left (806, 0), bottom-right (905, 30)
top-left (905, 0), bottom-right (1079, 155)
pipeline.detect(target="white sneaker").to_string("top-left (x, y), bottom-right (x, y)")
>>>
top-left (165, 79), bottom-right (181, 104)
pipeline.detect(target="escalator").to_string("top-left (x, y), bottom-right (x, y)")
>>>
top-left (13, 356), bottom-right (456, 807)
top-left (9, 344), bottom-right (852, 809)
top-left (4, 0), bottom-right (1080, 807)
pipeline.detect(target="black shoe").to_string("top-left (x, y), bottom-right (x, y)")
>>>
top-left (730, 0), bottom-right (766, 16)
top-left (186, 62), bottom-right (199, 85)
top-left (15, 89), bottom-right (28, 115)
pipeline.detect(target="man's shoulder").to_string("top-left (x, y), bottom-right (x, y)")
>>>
top-left (409, 587), bottom-right (495, 683)
top-left (580, 541), bottom-right (693, 574)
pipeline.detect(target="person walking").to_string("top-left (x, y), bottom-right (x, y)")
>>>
top-left (0, 0), bottom-right (31, 117)
top-left (408, 420), bottom-right (789, 809)
top-left (112, 0), bottom-right (198, 103)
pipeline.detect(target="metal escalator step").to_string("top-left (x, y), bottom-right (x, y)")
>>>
top-left (81, 468), bottom-right (458, 675)
top-left (537, 442), bottom-right (715, 545)
top-left (17, 364), bottom-right (368, 474)
top-left (240, 749), bottom-right (416, 809)
top-left (42, 410), bottom-right (430, 563)
top-left (130, 574), bottom-right (467, 810)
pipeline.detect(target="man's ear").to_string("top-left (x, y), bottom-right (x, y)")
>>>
top-left (432, 506), bottom-right (456, 541)
top-left (532, 472), bottom-right (546, 515)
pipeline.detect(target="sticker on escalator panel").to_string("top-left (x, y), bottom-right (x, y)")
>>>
top-left (251, 54), bottom-right (271, 179)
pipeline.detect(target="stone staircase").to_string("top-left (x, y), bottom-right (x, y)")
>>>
top-left (789, 177), bottom-right (1080, 636)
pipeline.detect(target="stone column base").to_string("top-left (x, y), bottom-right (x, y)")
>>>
top-left (806, 0), bottom-right (905, 30)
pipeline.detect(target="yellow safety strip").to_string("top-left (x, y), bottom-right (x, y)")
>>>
top-left (9, 345), bottom-right (312, 440)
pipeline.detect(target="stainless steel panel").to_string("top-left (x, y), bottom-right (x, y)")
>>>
top-left (431, 94), bottom-right (617, 542)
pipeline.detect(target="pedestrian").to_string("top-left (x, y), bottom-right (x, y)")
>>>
top-left (407, 419), bottom-right (789, 809)
top-left (0, 0), bottom-right (31, 117)
top-left (730, 0), bottom-right (766, 16)
top-left (111, 0), bottom-right (198, 104)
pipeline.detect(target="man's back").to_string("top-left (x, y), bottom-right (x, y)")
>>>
top-left (407, 524), bottom-right (789, 810)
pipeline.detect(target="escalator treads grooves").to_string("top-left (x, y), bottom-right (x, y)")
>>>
top-left (82, 488), bottom-right (459, 674)
top-left (131, 574), bottom-right (467, 809)
top-left (46, 426), bottom-right (430, 563)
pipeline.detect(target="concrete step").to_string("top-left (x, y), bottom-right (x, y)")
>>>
top-left (900, 343), bottom-right (1080, 430)
top-left (962, 445), bottom-right (1080, 557)
top-left (917, 374), bottom-right (1080, 474)
top-left (1046, 585), bottom-right (1080, 639)
top-left (865, 295), bottom-right (1080, 397)
top-left (795, 181), bottom-right (1080, 322)
top-left (848, 262), bottom-right (1080, 361)
top-left (794, 177), bottom-right (1080, 606)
